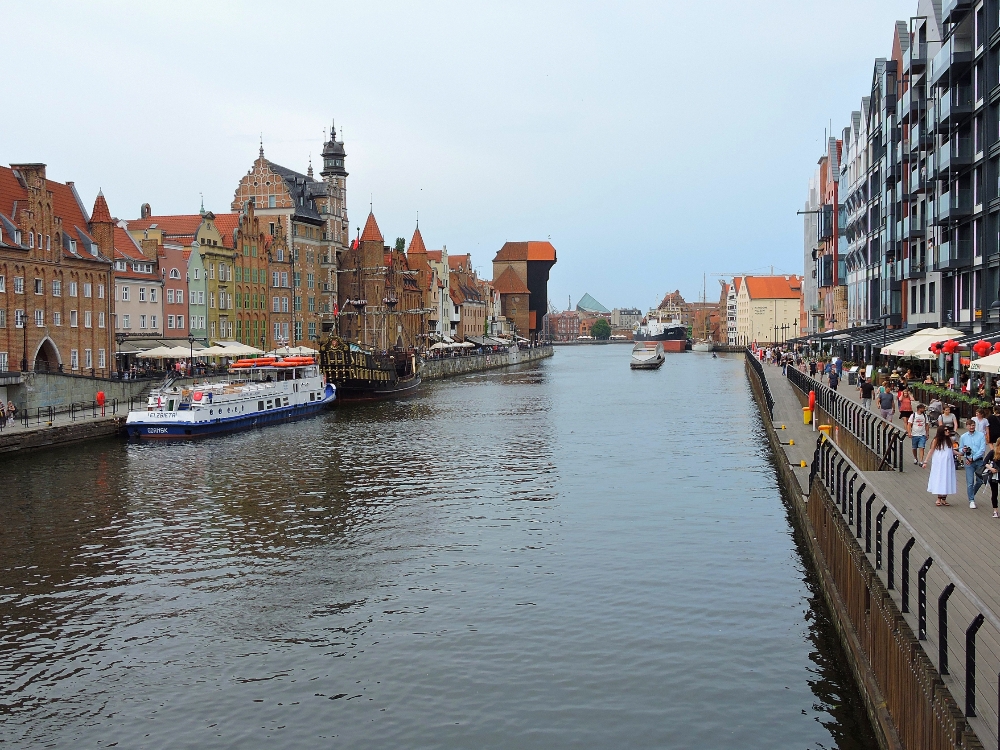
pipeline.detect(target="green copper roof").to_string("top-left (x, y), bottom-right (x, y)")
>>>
top-left (576, 293), bottom-right (610, 313)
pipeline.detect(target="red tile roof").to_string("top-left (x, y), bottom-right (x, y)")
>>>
top-left (733, 277), bottom-right (742, 293)
top-left (426, 250), bottom-right (442, 262)
top-left (408, 226), bottom-right (427, 254)
top-left (448, 254), bottom-right (471, 271)
top-left (127, 214), bottom-right (203, 236)
top-left (212, 213), bottom-right (239, 248)
top-left (91, 191), bottom-right (112, 224)
top-left (493, 240), bottom-right (557, 263)
top-left (360, 212), bottom-right (383, 242)
top-left (492, 266), bottom-right (530, 294)
top-left (743, 275), bottom-right (802, 300)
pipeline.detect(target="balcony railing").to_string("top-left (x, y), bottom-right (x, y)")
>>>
top-left (938, 85), bottom-right (974, 128)
top-left (902, 255), bottom-right (926, 279)
top-left (931, 35), bottom-right (975, 85)
top-left (943, 0), bottom-right (972, 25)
top-left (903, 42), bottom-right (927, 71)
top-left (937, 188), bottom-right (973, 224)
top-left (903, 214), bottom-right (926, 238)
top-left (937, 138), bottom-right (974, 174)
top-left (938, 239), bottom-right (973, 270)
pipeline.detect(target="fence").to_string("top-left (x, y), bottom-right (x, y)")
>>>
top-left (0, 397), bottom-right (147, 431)
top-left (811, 435), bottom-right (998, 749)
top-left (744, 349), bottom-right (773, 418)
top-left (787, 366), bottom-right (906, 472)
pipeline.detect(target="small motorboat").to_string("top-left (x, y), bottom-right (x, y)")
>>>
top-left (630, 341), bottom-right (665, 370)
top-left (692, 340), bottom-right (715, 352)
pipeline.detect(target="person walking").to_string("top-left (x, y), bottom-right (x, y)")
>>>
top-left (908, 403), bottom-right (929, 466)
top-left (829, 367), bottom-right (840, 391)
top-left (986, 405), bottom-right (1000, 445)
top-left (973, 407), bottom-right (989, 436)
top-left (877, 386), bottom-right (895, 420)
top-left (924, 425), bottom-right (957, 506)
top-left (927, 396), bottom-right (943, 428)
top-left (809, 360), bottom-right (817, 378)
top-left (958, 419), bottom-right (988, 509)
top-left (859, 377), bottom-right (875, 410)
top-left (939, 404), bottom-right (959, 438)
top-left (985, 437), bottom-right (1000, 518)
top-left (898, 388), bottom-right (913, 424)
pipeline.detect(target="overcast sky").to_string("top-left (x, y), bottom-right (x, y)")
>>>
top-left (4, 0), bottom-right (915, 311)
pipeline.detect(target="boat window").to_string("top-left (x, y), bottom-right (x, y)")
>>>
top-left (167, 400), bottom-right (175, 411)
top-left (283, 397), bottom-right (289, 406)
top-left (266, 400), bottom-right (273, 409)
top-left (259, 401), bottom-right (264, 410)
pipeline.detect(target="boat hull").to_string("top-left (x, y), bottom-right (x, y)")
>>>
top-left (336, 375), bottom-right (422, 402)
top-left (692, 342), bottom-right (715, 352)
top-left (631, 357), bottom-right (664, 370)
top-left (126, 389), bottom-right (336, 440)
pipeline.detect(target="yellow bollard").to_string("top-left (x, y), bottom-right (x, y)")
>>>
top-left (781, 424), bottom-right (786, 429)
top-left (800, 460), bottom-right (807, 468)
top-left (789, 439), bottom-right (794, 446)
top-left (803, 407), bottom-right (812, 425)
top-left (818, 424), bottom-right (832, 437)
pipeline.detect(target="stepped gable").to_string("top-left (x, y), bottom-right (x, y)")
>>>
top-left (360, 211), bottom-right (383, 243)
top-left (492, 266), bottom-right (530, 294)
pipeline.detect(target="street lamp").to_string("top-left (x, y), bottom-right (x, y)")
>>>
top-left (115, 331), bottom-right (129, 378)
top-left (19, 310), bottom-right (28, 372)
top-left (187, 333), bottom-right (195, 376)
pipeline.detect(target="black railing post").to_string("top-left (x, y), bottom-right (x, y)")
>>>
top-left (887, 519), bottom-right (900, 588)
top-left (939, 583), bottom-right (955, 674)
top-left (901, 537), bottom-right (915, 612)
top-left (966, 614), bottom-right (985, 717)
top-left (876, 506), bottom-right (888, 568)
top-left (865, 495), bottom-right (875, 549)
top-left (855, 482), bottom-right (867, 538)
top-left (917, 557), bottom-right (932, 639)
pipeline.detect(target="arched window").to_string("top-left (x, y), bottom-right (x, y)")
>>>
top-left (169, 268), bottom-right (181, 279)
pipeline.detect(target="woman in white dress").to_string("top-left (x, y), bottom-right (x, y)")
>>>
top-left (923, 425), bottom-right (957, 506)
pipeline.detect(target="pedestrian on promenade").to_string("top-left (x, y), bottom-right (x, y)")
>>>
top-left (939, 404), bottom-right (959, 437)
top-left (924, 425), bottom-right (957, 506)
top-left (829, 368), bottom-right (840, 391)
top-left (859, 377), bottom-right (874, 410)
top-left (927, 396), bottom-right (943, 427)
top-left (4, 400), bottom-right (14, 427)
top-left (985, 438), bottom-right (1000, 518)
top-left (958, 419), bottom-right (988, 509)
top-left (908, 403), bottom-right (929, 466)
top-left (809, 360), bottom-right (817, 378)
top-left (898, 388), bottom-right (913, 423)
top-left (973, 407), bottom-right (989, 436)
top-left (877, 386), bottom-right (895, 420)
top-left (986, 405), bottom-right (1000, 445)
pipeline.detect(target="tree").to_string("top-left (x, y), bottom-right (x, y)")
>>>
top-left (591, 318), bottom-right (611, 340)
top-left (394, 237), bottom-right (406, 252)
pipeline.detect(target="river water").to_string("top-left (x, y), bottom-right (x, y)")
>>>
top-left (0, 347), bottom-right (876, 748)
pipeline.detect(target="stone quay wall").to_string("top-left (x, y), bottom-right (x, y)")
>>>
top-left (419, 345), bottom-right (553, 380)
top-left (12, 372), bottom-right (155, 415)
top-left (0, 417), bottom-right (125, 455)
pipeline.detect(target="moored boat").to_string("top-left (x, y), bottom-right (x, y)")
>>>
top-left (630, 341), bottom-right (665, 370)
top-left (692, 340), bottom-right (715, 352)
top-left (318, 337), bottom-right (420, 401)
top-left (125, 356), bottom-right (335, 439)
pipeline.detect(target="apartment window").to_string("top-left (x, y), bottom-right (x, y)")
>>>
top-left (281, 272), bottom-right (289, 287)
top-left (176, 289), bottom-right (184, 304)
top-left (139, 287), bottom-right (146, 302)
top-left (269, 222), bottom-right (275, 235)
top-left (0, 275), bottom-right (4, 292)
top-left (28, 232), bottom-right (34, 248)
top-left (294, 296), bottom-right (302, 312)
top-left (151, 315), bottom-right (157, 329)
top-left (169, 268), bottom-right (180, 279)
top-left (194, 268), bottom-right (201, 280)
top-left (122, 314), bottom-right (130, 328)
top-left (0, 352), bottom-right (8, 370)
top-left (919, 284), bottom-right (927, 313)
top-left (308, 296), bottom-right (315, 313)
top-left (84, 311), bottom-right (92, 328)
top-left (167, 289), bottom-right (174, 304)
top-left (34, 278), bottom-right (43, 295)
top-left (268, 195), bottom-right (276, 208)
top-left (307, 273), bottom-right (314, 289)
top-left (14, 309), bottom-right (24, 328)
top-left (53, 311), bottom-right (62, 326)
top-left (294, 272), bottom-right (301, 288)
top-left (98, 312), bottom-right (105, 328)
top-left (277, 248), bottom-right (284, 262)
top-left (69, 281), bottom-right (78, 297)
top-left (34, 309), bottom-right (43, 327)
top-left (140, 315), bottom-right (147, 329)
top-left (282, 322), bottom-right (289, 339)
top-left (210, 321), bottom-right (216, 337)
top-left (281, 296), bottom-right (289, 313)
top-left (0, 310), bottom-right (5, 327)
top-left (177, 314), bottom-right (184, 329)
top-left (911, 289), bottom-right (917, 314)
top-left (198, 315), bottom-right (205, 329)
top-left (273, 322), bottom-right (281, 340)
top-left (98, 284), bottom-right (105, 299)
top-left (83, 283), bottom-right (92, 298)
top-left (121, 286), bottom-right (130, 301)
top-left (150, 287), bottom-right (157, 303)
top-left (70, 349), bottom-right (79, 370)
top-left (167, 314), bottom-right (175, 329)
top-left (14, 276), bottom-right (23, 294)
top-left (210, 292), bottom-right (215, 309)
top-left (272, 296), bottom-right (280, 313)
top-left (98, 349), bottom-right (106, 369)
top-left (46, 235), bottom-right (50, 250)
top-left (929, 282), bottom-right (936, 313)
top-left (70, 310), bottom-right (78, 327)
top-left (294, 321), bottom-right (303, 340)
top-left (271, 271), bottom-right (279, 287)
top-left (85, 349), bottom-right (93, 369)
top-left (52, 279), bottom-right (62, 296)
top-left (308, 322), bottom-right (316, 338)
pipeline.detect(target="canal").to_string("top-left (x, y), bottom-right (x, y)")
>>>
top-left (0, 347), bottom-right (877, 748)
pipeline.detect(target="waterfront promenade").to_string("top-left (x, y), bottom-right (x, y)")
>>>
top-left (758, 361), bottom-right (1000, 749)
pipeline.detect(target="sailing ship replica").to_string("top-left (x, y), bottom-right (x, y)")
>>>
top-left (318, 213), bottom-right (423, 400)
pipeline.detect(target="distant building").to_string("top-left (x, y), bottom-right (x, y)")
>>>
top-left (725, 280), bottom-right (739, 346)
top-left (734, 275), bottom-right (803, 346)
top-left (652, 290), bottom-right (690, 328)
top-left (576, 292), bottom-right (610, 316)
top-left (611, 307), bottom-right (642, 329)
top-left (547, 310), bottom-right (581, 341)
top-left (492, 241), bottom-right (557, 340)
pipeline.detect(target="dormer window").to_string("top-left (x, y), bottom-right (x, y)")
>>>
top-left (14, 230), bottom-right (21, 246)
top-left (69, 239), bottom-right (77, 254)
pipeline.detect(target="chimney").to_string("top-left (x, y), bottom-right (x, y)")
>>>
top-left (140, 238), bottom-right (159, 261)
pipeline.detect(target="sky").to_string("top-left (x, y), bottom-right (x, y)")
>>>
top-left (3, 0), bottom-right (916, 312)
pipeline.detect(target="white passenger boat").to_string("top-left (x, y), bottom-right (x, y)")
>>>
top-left (125, 356), bottom-right (335, 439)
top-left (692, 340), bottom-right (715, 352)
top-left (630, 341), bottom-right (665, 370)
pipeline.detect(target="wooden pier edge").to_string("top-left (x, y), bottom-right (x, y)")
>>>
top-left (746, 357), bottom-right (946, 750)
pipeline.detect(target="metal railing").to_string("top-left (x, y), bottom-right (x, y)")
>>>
top-left (744, 349), bottom-right (773, 418)
top-left (810, 435), bottom-right (1000, 748)
top-left (0, 398), bottom-right (130, 431)
top-left (787, 367), bottom-right (906, 471)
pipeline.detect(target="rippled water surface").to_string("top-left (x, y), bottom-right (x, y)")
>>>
top-left (1, 347), bottom-right (877, 748)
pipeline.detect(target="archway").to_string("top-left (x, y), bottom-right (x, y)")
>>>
top-left (33, 337), bottom-right (61, 372)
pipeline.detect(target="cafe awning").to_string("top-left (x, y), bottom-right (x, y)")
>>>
top-left (879, 327), bottom-right (964, 358)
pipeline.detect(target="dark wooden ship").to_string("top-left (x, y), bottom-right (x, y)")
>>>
top-left (318, 336), bottom-right (420, 401)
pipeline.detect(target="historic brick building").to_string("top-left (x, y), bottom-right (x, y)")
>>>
top-left (231, 124), bottom-right (348, 344)
top-left (0, 164), bottom-right (114, 374)
top-left (232, 200), bottom-right (271, 349)
top-left (491, 241), bottom-right (557, 340)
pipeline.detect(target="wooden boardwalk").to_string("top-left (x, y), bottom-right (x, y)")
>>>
top-left (761, 363), bottom-right (1000, 748)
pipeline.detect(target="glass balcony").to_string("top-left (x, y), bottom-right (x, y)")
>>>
top-left (904, 42), bottom-right (927, 71)
top-left (943, 0), bottom-right (972, 25)
top-left (938, 85), bottom-right (973, 128)
top-left (931, 36), bottom-right (974, 85)
top-left (937, 188), bottom-right (973, 223)
top-left (903, 214), bottom-right (926, 238)
top-left (938, 239), bottom-right (974, 270)
top-left (938, 138), bottom-right (974, 174)
top-left (903, 255), bottom-right (926, 279)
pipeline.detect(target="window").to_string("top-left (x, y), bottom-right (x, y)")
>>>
top-left (277, 248), bottom-right (284, 262)
top-left (98, 284), bottom-right (105, 299)
top-left (14, 276), bottom-right (23, 294)
top-left (69, 281), bottom-right (78, 297)
top-left (307, 273), bottom-right (314, 289)
top-left (83, 283), bottom-right (92, 298)
top-left (53, 311), bottom-right (62, 326)
top-left (194, 268), bottom-right (201, 280)
top-left (70, 310), bottom-right (78, 327)
top-left (139, 287), bottom-right (146, 302)
top-left (243, 244), bottom-right (249, 256)
top-left (308, 322), bottom-right (316, 338)
top-left (34, 309), bottom-right (43, 327)
top-left (168, 313), bottom-right (175, 328)
top-left (84, 311), bottom-right (92, 328)
top-left (28, 232), bottom-right (34, 248)
top-left (308, 296), bottom-right (315, 313)
top-left (151, 315), bottom-right (157, 329)
top-left (211, 321), bottom-right (216, 337)
top-left (167, 289), bottom-right (175, 304)
top-left (269, 222), bottom-right (275, 235)
top-left (98, 312), bottom-right (105, 328)
top-left (176, 289), bottom-right (184, 304)
top-left (911, 289), bottom-right (917, 314)
top-left (272, 271), bottom-right (280, 287)
top-left (210, 264), bottom-right (215, 279)
top-left (273, 296), bottom-right (280, 312)
top-left (52, 279), bottom-right (61, 296)
top-left (34, 278), bottom-right (43, 295)
top-left (198, 315), bottom-right (205, 329)
top-left (122, 314), bottom-right (130, 328)
top-left (281, 296), bottom-right (289, 313)
top-left (0, 353), bottom-right (7, 371)
top-left (273, 322), bottom-right (281, 340)
top-left (150, 288), bottom-right (157, 303)
top-left (70, 349), bottom-right (79, 370)
top-left (169, 268), bottom-right (180, 279)
top-left (197, 291), bottom-right (205, 305)
top-left (98, 349), bottom-right (106, 369)
top-left (177, 315), bottom-right (184, 329)
top-left (0, 310), bottom-right (5, 327)
top-left (15, 309), bottom-right (24, 328)
top-left (294, 296), bottom-right (302, 312)
top-left (210, 292), bottom-right (215, 309)
top-left (294, 272), bottom-right (301, 288)
top-left (121, 286), bottom-right (130, 301)
top-left (929, 282), bottom-right (936, 313)
top-left (85, 349), bottom-right (93, 369)
top-left (140, 314), bottom-right (147, 329)
top-left (268, 195), bottom-right (276, 208)
top-left (46, 235), bottom-right (50, 250)
top-left (294, 321), bottom-right (303, 340)
top-left (280, 272), bottom-right (288, 287)
top-left (0, 276), bottom-right (4, 292)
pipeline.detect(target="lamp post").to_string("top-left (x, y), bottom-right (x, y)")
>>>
top-left (187, 333), bottom-right (195, 376)
top-left (261, 335), bottom-right (266, 354)
top-left (115, 331), bottom-right (129, 378)
top-left (19, 310), bottom-right (28, 372)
